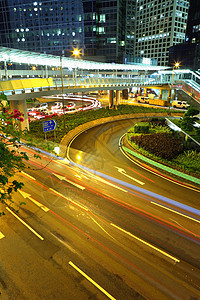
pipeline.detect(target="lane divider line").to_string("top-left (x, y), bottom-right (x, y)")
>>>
top-left (69, 261), bottom-right (116, 300)
top-left (95, 176), bottom-right (127, 192)
top-left (110, 223), bottom-right (180, 263)
top-left (0, 232), bottom-right (5, 239)
top-left (6, 207), bottom-right (44, 241)
top-left (49, 188), bottom-right (89, 211)
top-left (63, 178), bottom-right (85, 190)
top-left (90, 215), bottom-right (116, 240)
top-left (151, 201), bottom-right (200, 224)
top-left (21, 171), bottom-right (36, 181)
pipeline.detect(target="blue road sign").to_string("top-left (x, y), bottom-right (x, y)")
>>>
top-left (43, 120), bottom-right (57, 132)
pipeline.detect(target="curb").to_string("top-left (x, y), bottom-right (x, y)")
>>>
top-left (122, 145), bottom-right (200, 185)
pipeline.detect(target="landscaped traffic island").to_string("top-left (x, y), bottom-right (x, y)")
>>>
top-left (126, 117), bottom-right (200, 177)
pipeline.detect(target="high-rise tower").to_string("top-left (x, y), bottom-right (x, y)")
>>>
top-left (0, 0), bottom-right (132, 63)
top-left (134, 0), bottom-right (190, 66)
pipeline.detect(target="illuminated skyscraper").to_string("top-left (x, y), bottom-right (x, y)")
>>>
top-left (135, 0), bottom-right (190, 66)
top-left (0, 0), bottom-right (84, 56)
top-left (0, 0), bottom-right (131, 63)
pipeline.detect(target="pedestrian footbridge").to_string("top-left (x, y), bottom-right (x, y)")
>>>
top-left (0, 47), bottom-right (200, 130)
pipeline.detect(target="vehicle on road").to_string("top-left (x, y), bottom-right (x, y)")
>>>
top-left (171, 101), bottom-right (190, 109)
top-left (51, 102), bottom-right (63, 110)
top-left (34, 111), bottom-right (58, 120)
top-left (28, 109), bottom-right (41, 117)
top-left (35, 103), bottom-right (48, 111)
top-left (136, 96), bottom-right (149, 104)
top-left (67, 102), bottom-right (75, 109)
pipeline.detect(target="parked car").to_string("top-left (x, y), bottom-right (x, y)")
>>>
top-left (35, 103), bottom-right (48, 111)
top-left (136, 96), bottom-right (149, 104)
top-left (171, 101), bottom-right (190, 109)
top-left (28, 109), bottom-right (41, 117)
top-left (51, 102), bottom-right (63, 110)
top-left (67, 102), bottom-right (75, 109)
top-left (34, 111), bottom-right (58, 120)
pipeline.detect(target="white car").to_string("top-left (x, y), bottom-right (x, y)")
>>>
top-left (35, 103), bottom-right (48, 111)
top-left (51, 102), bottom-right (63, 110)
top-left (67, 102), bottom-right (75, 109)
top-left (172, 101), bottom-right (190, 109)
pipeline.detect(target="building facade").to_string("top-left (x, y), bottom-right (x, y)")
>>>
top-left (169, 0), bottom-right (200, 70)
top-left (185, 0), bottom-right (200, 44)
top-left (0, 0), bottom-right (133, 63)
top-left (134, 0), bottom-right (190, 66)
top-left (0, 0), bottom-right (84, 57)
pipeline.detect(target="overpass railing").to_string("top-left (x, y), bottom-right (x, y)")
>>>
top-left (1, 76), bottom-right (171, 96)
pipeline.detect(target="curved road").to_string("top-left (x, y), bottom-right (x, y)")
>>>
top-left (1, 119), bottom-right (200, 299)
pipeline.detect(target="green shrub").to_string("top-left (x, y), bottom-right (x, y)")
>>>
top-left (150, 117), bottom-right (166, 127)
top-left (131, 132), bottom-right (184, 160)
top-left (134, 122), bottom-right (149, 133)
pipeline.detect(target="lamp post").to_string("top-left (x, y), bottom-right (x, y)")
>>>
top-left (60, 53), bottom-right (66, 133)
top-left (169, 62), bottom-right (180, 114)
top-left (72, 48), bottom-right (80, 87)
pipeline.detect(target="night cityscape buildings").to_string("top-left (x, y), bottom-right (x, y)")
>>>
top-left (0, 0), bottom-right (129, 63)
top-left (0, 0), bottom-right (195, 67)
top-left (169, 0), bottom-right (200, 70)
top-left (135, 0), bottom-right (190, 66)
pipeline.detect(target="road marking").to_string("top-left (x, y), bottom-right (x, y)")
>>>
top-left (6, 207), bottom-right (44, 240)
top-left (21, 171), bottom-right (36, 181)
top-left (96, 176), bottom-right (127, 192)
top-left (49, 188), bottom-right (88, 211)
top-left (18, 190), bottom-right (49, 212)
top-left (111, 223), bottom-right (180, 263)
top-left (114, 166), bottom-right (145, 185)
top-left (151, 201), bottom-right (200, 224)
top-left (90, 215), bottom-right (116, 240)
top-left (0, 232), bottom-right (5, 239)
top-left (69, 261), bottom-right (116, 300)
top-left (53, 173), bottom-right (85, 190)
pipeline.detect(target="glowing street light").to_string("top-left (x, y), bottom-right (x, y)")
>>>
top-left (73, 48), bottom-right (80, 57)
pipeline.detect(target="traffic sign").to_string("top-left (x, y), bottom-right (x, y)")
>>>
top-left (43, 120), bottom-right (57, 132)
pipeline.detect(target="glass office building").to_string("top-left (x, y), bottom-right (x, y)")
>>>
top-left (135, 0), bottom-right (190, 66)
top-left (0, 0), bottom-right (84, 56)
top-left (0, 0), bottom-right (132, 63)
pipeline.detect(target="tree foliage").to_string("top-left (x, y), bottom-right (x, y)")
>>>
top-left (0, 108), bottom-right (28, 214)
top-left (180, 107), bottom-right (199, 131)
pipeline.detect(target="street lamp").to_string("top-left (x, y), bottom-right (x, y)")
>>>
top-left (73, 48), bottom-right (80, 57)
top-left (72, 48), bottom-right (81, 86)
top-left (60, 53), bottom-right (66, 133)
top-left (169, 61), bottom-right (180, 114)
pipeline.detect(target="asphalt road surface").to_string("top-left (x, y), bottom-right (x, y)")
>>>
top-left (1, 119), bottom-right (200, 299)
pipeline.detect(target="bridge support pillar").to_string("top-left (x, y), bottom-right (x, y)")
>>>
top-left (161, 89), bottom-right (170, 101)
top-left (45, 65), bottom-right (48, 78)
top-left (159, 89), bottom-right (162, 99)
top-left (115, 90), bottom-right (120, 107)
top-left (10, 99), bottom-right (29, 131)
top-left (4, 61), bottom-right (8, 80)
top-left (109, 90), bottom-right (114, 108)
